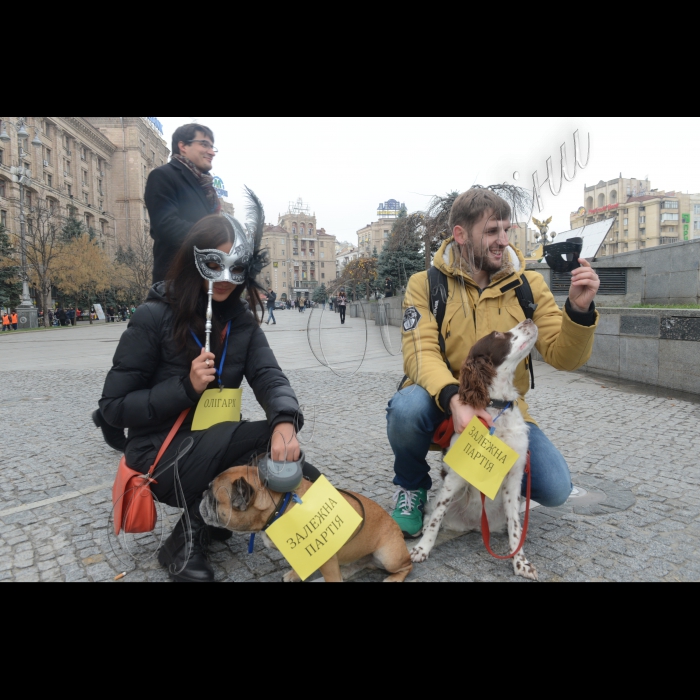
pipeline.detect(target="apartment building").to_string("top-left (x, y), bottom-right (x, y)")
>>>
top-left (356, 199), bottom-right (407, 258)
top-left (0, 117), bottom-right (172, 258)
top-left (0, 116), bottom-right (118, 252)
top-left (85, 117), bottom-right (170, 250)
top-left (336, 245), bottom-right (361, 279)
top-left (510, 221), bottom-right (538, 258)
top-left (261, 199), bottom-right (337, 301)
top-left (570, 177), bottom-right (700, 256)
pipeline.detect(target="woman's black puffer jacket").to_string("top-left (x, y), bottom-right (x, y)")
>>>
top-left (100, 283), bottom-right (303, 467)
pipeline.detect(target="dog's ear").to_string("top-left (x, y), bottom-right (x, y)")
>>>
top-left (230, 478), bottom-right (256, 512)
top-left (459, 356), bottom-right (495, 410)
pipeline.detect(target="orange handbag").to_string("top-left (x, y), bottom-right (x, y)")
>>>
top-left (113, 410), bottom-right (191, 536)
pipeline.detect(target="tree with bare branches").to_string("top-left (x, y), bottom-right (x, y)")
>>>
top-left (9, 200), bottom-right (68, 327)
top-left (114, 231), bottom-right (155, 304)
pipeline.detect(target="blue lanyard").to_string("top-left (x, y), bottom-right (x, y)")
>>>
top-left (190, 322), bottom-right (231, 389)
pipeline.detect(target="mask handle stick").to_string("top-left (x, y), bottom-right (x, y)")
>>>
top-left (205, 280), bottom-right (214, 353)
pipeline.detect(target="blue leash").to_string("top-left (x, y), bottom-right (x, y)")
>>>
top-left (248, 492), bottom-right (293, 555)
top-left (489, 403), bottom-right (513, 436)
top-left (190, 322), bottom-right (232, 389)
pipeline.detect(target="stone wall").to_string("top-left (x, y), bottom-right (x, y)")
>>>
top-left (533, 308), bottom-right (700, 395)
top-left (349, 296), bottom-right (405, 327)
top-left (529, 238), bottom-right (700, 307)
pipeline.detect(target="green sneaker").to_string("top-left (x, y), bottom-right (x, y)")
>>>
top-left (392, 488), bottom-right (428, 539)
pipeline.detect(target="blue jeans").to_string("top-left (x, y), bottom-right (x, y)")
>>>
top-left (267, 308), bottom-right (276, 323)
top-left (386, 386), bottom-right (572, 507)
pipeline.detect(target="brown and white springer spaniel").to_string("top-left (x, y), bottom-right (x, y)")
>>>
top-left (411, 319), bottom-right (540, 581)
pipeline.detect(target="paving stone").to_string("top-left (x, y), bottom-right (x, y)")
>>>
top-left (2, 316), bottom-right (700, 583)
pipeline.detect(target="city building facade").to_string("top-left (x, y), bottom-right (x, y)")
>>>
top-left (510, 222), bottom-right (538, 258)
top-left (356, 199), bottom-right (406, 258)
top-left (571, 177), bottom-right (700, 256)
top-left (357, 219), bottom-right (395, 257)
top-left (84, 117), bottom-right (170, 251)
top-left (0, 116), bottom-right (173, 261)
top-left (261, 199), bottom-right (336, 301)
top-left (1, 117), bottom-right (118, 254)
top-left (336, 245), bottom-right (361, 279)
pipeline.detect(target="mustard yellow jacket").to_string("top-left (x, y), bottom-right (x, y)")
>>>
top-left (401, 239), bottom-right (599, 424)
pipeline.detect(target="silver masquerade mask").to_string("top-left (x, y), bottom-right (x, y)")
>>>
top-left (194, 215), bottom-right (253, 286)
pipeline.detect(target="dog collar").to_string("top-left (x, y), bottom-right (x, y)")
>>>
top-left (248, 492), bottom-right (293, 556)
top-left (488, 399), bottom-right (513, 411)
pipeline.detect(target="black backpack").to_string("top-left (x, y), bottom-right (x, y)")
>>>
top-left (428, 267), bottom-right (538, 390)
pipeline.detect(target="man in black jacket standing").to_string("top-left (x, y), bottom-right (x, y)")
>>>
top-left (146, 123), bottom-right (220, 284)
top-left (266, 288), bottom-right (278, 326)
top-left (93, 123), bottom-right (220, 452)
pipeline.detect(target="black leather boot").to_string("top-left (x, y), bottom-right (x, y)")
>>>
top-left (158, 502), bottom-right (215, 583)
top-left (92, 410), bottom-right (127, 453)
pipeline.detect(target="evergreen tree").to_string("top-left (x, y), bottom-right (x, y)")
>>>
top-left (0, 225), bottom-right (21, 310)
top-left (312, 284), bottom-right (328, 304)
top-left (378, 215), bottom-right (426, 293)
top-left (62, 206), bottom-right (85, 241)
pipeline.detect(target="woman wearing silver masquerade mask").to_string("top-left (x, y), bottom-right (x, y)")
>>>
top-left (100, 190), bottom-right (319, 583)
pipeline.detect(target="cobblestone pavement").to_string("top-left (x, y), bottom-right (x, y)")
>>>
top-left (1, 311), bottom-right (699, 583)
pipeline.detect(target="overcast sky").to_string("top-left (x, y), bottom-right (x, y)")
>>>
top-left (157, 117), bottom-right (700, 245)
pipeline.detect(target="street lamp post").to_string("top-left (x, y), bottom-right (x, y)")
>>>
top-left (1, 119), bottom-right (43, 329)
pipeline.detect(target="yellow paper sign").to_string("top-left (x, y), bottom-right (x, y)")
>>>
top-left (266, 476), bottom-right (364, 582)
top-left (191, 389), bottom-right (242, 432)
top-left (444, 417), bottom-right (520, 501)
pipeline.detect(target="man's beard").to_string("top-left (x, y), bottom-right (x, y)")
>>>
top-left (472, 248), bottom-right (504, 273)
top-left (458, 238), bottom-right (506, 274)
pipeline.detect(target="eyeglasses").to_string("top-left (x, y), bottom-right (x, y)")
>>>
top-left (186, 139), bottom-right (218, 153)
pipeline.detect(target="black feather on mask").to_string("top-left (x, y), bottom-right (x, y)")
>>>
top-left (243, 186), bottom-right (270, 291)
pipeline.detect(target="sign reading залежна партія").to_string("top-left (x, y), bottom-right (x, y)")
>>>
top-left (266, 477), bottom-right (364, 581)
top-left (444, 418), bottom-right (520, 501)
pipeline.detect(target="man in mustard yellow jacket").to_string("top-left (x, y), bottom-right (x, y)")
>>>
top-left (388, 189), bottom-right (601, 538)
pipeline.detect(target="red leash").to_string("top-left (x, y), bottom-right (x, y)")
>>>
top-left (433, 417), bottom-right (533, 561)
top-left (481, 452), bottom-right (532, 560)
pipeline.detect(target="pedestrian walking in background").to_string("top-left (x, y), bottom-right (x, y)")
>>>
top-left (2, 312), bottom-right (10, 332)
top-left (337, 292), bottom-right (347, 325)
top-left (48, 310), bottom-right (54, 327)
top-left (266, 288), bottom-right (277, 325)
top-left (145, 123), bottom-right (220, 284)
top-left (57, 308), bottom-right (67, 327)
top-left (329, 299), bottom-right (334, 312)
top-left (11, 311), bottom-right (18, 330)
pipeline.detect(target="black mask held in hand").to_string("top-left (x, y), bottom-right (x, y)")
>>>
top-left (544, 238), bottom-right (583, 273)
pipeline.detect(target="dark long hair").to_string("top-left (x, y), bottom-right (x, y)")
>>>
top-left (165, 215), bottom-right (265, 359)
